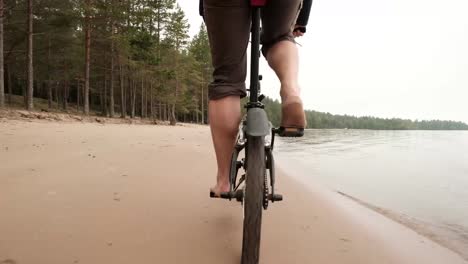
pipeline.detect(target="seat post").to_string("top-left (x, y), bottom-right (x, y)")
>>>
top-left (249, 7), bottom-right (261, 104)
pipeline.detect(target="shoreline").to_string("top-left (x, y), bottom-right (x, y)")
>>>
top-left (335, 191), bottom-right (468, 261)
top-left (1, 119), bottom-right (466, 263)
top-left (276, 157), bottom-right (468, 263)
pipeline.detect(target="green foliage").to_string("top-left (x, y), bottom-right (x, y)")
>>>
top-left (2, 0), bottom-right (211, 124)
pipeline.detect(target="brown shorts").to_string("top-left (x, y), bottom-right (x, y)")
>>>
top-left (203, 0), bottom-right (303, 100)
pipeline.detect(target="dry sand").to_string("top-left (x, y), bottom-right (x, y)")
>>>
top-left (0, 118), bottom-right (466, 264)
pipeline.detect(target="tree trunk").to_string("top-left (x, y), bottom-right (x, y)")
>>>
top-left (128, 64), bottom-right (132, 118)
top-left (26, 0), bottom-right (34, 110)
top-left (170, 53), bottom-right (179, 126)
top-left (55, 81), bottom-right (59, 109)
top-left (0, 0), bottom-right (4, 108)
top-left (159, 101), bottom-right (162, 120)
top-left (127, 76), bottom-right (130, 116)
top-left (77, 79), bottom-right (80, 111)
top-left (157, 6), bottom-right (162, 121)
top-left (99, 80), bottom-right (103, 114)
top-left (83, 0), bottom-right (91, 115)
top-left (170, 96), bottom-right (176, 125)
top-left (103, 75), bottom-right (107, 116)
top-left (131, 78), bottom-right (135, 118)
top-left (6, 63), bottom-right (11, 104)
top-left (41, 81), bottom-right (46, 105)
top-left (166, 102), bottom-right (170, 122)
top-left (144, 81), bottom-right (147, 118)
top-left (201, 69), bottom-right (205, 124)
top-left (63, 79), bottom-right (69, 111)
top-left (22, 82), bottom-right (26, 106)
top-left (47, 82), bottom-right (52, 108)
top-left (140, 76), bottom-right (145, 118)
top-left (126, 1), bottom-right (132, 118)
top-left (119, 57), bottom-right (125, 118)
top-left (64, 63), bottom-right (69, 110)
top-left (109, 24), bottom-right (115, 117)
top-left (150, 82), bottom-right (154, 119)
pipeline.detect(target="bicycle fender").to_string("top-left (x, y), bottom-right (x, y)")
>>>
top-left (245, 108), bottom-right (270, 137)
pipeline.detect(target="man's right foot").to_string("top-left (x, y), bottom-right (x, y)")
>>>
top-left (278, 96), bottom-right (306, 137)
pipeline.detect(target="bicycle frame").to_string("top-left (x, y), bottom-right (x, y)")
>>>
top-left (244, 6), bottom-right (270, 138)
top-left (249, 7), bottom-right (261, 104)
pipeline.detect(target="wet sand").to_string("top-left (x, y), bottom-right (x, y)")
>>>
top-left (0, 119), bottom-right (466, 264)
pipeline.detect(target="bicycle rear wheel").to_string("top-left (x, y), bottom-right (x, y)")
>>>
top-left (241, 136), bottom-right (265, 264)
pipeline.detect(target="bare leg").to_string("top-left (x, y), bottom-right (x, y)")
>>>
top-left (266, 40), bottom-right (301, 102)
top-left (209, 41), bottom-right (301, 196)
top-left (209, 96), bottom-right (241, 195)
top-left (266, 40), bottom-right (306, 130)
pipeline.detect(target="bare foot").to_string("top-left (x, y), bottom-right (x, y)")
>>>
top-left (210, 176), bottom-right (230, 197)
top-left (281, 95), bottom-right (306, 128)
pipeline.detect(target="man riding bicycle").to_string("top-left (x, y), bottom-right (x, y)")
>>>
top-left (200, 0), bottom-right (313, 196)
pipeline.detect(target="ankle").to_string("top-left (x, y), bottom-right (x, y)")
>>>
top-left (280, 83), bottom-right (301, 102)
top-left (281, 94), bottom-right (302, 106)
top-left (216, 172), bottom-right (230, 184)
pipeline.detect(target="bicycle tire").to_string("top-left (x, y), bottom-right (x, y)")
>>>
top-left (241, 136), bottom-right (265, 264)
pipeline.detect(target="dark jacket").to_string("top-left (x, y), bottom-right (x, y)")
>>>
top-left (297, 0), bottom-right (313, 26)
top-left (199, 0), bottom-right (313, 26)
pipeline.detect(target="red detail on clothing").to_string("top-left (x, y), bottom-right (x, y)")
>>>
top-left (250, 0), bottom-right (267, 6)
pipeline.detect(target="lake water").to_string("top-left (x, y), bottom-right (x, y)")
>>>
top-left (275, 130), bottom-right (468, 258)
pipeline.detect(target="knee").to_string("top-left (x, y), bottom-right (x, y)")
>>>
top-left (209, 97), bottom-right (241, 134)
top-left (266, 40), bottom-right (297, 62)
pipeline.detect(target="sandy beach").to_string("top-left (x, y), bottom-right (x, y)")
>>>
top-left (0, 116), bottom-right (466, 264)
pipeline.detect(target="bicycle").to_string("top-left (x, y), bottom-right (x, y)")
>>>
top-left (209, 1), bottom-right (305, 263)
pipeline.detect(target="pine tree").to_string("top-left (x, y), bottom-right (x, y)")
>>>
top-left (83, 0), bottom-right (92, 115)
top-left (165, 4), bottom-right (189, 125)
top-left (189, 23), bottom-right (211, 124)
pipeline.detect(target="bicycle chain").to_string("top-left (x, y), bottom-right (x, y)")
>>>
top-left (263, 170), bottom-right (269, 209)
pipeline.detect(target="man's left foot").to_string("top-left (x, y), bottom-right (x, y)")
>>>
top-left (209, 182), bottom-right (230, 198)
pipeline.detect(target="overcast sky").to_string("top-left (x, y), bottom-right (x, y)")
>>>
top-left (178, 0), bottom-right (468, 123)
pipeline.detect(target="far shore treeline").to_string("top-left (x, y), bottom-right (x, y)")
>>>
top-left (261, 98), bottom-right (468, 130)
top-left (0, 0), bottom-right (466, 130)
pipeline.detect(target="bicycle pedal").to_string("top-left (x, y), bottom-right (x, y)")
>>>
top-left (222, 190), bottom-right (245, 202)
top-left (209, 191), bottom-right (230, 199)
top-left (274, 127), bottom-right (304, 138)
top-left (268, 193), bottom-right (283, 202)
top-left (210, 190), bottom-right (244, 202)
